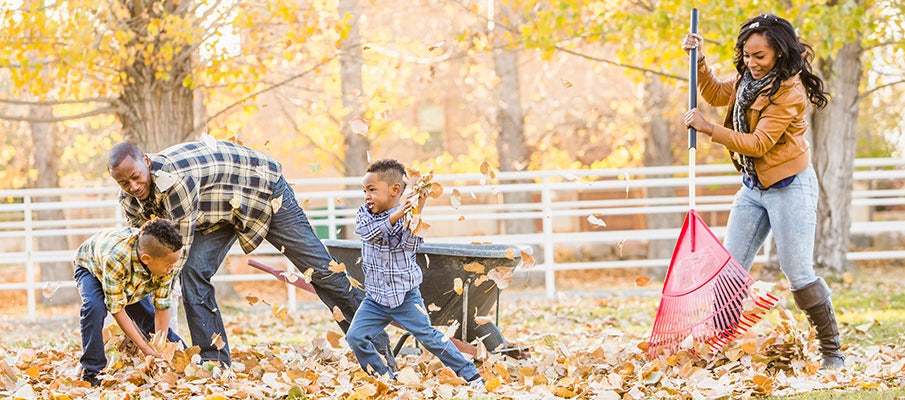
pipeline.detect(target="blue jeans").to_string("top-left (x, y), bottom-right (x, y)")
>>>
top-left (179, 176), bottom-right (390, 363)
top-left (346, 289), bottom-right (479, 380)
top-left (75, 267), bottom-right (184, 375)
top-left (723, 165), bottom-right (820, 290)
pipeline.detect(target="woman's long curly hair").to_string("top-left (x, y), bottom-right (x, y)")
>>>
top-left (733, 14), bottom-right (829, 109)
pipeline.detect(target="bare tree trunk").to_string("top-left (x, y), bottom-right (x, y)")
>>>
top-left (492, 2), bottom-right (534, 235)
top-left (29, 105), bottom-right (79, 305)
top-left (338, 0), bottom-right (369, 239)
top-left (116, 1), bottom-right (194, 152)
top-left (812, 42), bottom-right (863, 273)
top-left (339, 0), bottom-right (370, 180)
top-left (641, 76), bottom-right (682, 278)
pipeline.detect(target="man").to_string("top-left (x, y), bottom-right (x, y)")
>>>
top-left (106, 138), bottom-right (392, 366)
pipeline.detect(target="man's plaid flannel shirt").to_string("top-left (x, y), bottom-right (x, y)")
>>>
top-left (117, 140), bottom-right (283, 276)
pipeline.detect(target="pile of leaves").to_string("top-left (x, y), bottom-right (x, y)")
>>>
top-left (2, 292), bottom-right (904, 399)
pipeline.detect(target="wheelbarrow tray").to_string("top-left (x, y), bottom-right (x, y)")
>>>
top-left (322, 239), bottom-right (528, 355)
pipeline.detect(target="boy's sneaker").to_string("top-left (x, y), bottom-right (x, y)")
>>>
top-left (468, 376), bottom-right (485, 389)
top-left (82, 371), bottom-right (101, 387)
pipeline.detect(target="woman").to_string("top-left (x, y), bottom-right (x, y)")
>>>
top-left (682, 13), bottom-right (844, 369)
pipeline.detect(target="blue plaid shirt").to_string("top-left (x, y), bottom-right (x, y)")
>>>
top-left (117, 140), bottom-right (283, 274)
top-left (355, 204), bottom-right (424, 308)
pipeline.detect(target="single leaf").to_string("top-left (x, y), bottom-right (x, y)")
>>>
top-left (519, 251), bottom-right (536, 269)
top-left (229, 193), bottom-right (242, 210)
top-left (332, 306), bottom-right (345, 322)
top-left (271, 195), bottom-right (283, 213)
top-left (505, 248), bottom-right (515, 260)
top-left (487, 267), bottom-right (513, 290)
top-left (348, 117), bottom-right (369, 136)
top-left (328, 260), bottom-right (346, 273)
top-left (463, 262), bottom-right (485, 274)
top-left (325, 330), bottom-right (343, 348)
top-left (450, 188), bottom-right (462, 209)
top-left (587, 214), bottom-right (607, 228)
top-left (210, 333), bottom-right (225, 350)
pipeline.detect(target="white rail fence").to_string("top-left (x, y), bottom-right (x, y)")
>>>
top-left (2, 159), bottom-right (904, 320)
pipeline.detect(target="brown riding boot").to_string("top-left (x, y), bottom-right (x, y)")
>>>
top-left (792, 277), bottom-right (845, 370)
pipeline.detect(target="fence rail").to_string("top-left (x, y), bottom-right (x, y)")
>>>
top-left (2, 158), bottom-right (904, 320)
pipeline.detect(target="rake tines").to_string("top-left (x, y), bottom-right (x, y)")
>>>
top-left (646, 210), bottom-right (779, 359)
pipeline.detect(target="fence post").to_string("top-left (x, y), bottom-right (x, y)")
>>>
top-left (24, 195), bottom-right (36, 321)
top-left (327, 195), bottom-right (337, 240)
top-left (542, 177), bottom-right (556, 298)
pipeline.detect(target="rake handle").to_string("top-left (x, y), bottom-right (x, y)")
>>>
top-left (688, 9), bottom-right (699, 211)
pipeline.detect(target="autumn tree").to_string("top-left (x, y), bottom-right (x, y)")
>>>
top-left (512, 0), bottom-right (904, 274)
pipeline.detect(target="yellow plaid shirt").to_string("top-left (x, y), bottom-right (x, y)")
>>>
top-left (74, 227), bottom-right (174, 313)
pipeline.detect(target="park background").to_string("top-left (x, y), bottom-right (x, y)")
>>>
top-left (1, 0), bottom-right (904, 398)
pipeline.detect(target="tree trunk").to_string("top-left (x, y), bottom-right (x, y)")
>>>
top-left (29, 105), bottom-right (79, 305)
top-left (492, 2), bottom-right (534, 235)
top-left (338, 0), bottom-right (369, 239)
top-left (117, 62), bottom-right (194, 152)
top-left (812, 42), bottom-right (863, 273)
top-left (116, 1), bottom-right (195, 153)
top-left (641, 75), bottom-right (682, 278)
top-left (339, 0), bottom-right (370, 180)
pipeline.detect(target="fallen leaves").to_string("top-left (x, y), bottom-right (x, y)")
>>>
top-left (3, 274), bottom-right (905, 400)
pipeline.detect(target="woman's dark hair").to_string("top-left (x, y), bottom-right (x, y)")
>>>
top-left (733, 14), bottom-right (829, 109)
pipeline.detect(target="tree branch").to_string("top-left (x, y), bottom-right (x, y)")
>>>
top-left (554, 46), bottom-right (686, 81)
top-left (449, 0), bottom-right (685, 81)
top-left (273, 94), bottom-right (345, 168)
top-left (0, 105), bottom-right (122, 123)
top-left (0, 97), bottom-right (116, 106)
top-left (188, 59), bottom-right (331, 137)
top-left (857, 79), bottom-right (905, 104)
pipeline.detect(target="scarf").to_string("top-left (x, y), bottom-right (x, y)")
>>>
top-left (732, 69), bottom-right (777, 179)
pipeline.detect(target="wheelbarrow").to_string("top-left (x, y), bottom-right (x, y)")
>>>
top-left (248, 240), bottom-right (530, 359)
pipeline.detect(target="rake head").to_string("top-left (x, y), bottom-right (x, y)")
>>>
top-left (647, 210), bottom-right (779, 359)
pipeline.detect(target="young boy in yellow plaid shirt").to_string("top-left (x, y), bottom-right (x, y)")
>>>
top-left (74, 218), bottom-right (185, 386)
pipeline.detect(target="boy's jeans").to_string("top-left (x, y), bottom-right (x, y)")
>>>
top-left (346, 289), bottom-right (479, 380)
top-left (75, 267), bottom-right (183, 375)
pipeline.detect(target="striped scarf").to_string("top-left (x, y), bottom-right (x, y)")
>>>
top-left (733, 69), bottom-right (776, 178)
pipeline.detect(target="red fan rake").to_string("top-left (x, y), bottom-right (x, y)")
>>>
top-left (647, 9), bottom-right (778, 359)
top-left (647, 210), bottom-right (779, 358)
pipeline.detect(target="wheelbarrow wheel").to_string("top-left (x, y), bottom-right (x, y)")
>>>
top-left (469, 322), bottom-right (506, 353)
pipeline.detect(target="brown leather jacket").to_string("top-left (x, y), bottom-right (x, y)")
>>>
top-left (697, 60), bottom-right (810, 187)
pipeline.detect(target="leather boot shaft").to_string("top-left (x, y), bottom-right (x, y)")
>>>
top-left (792, 277), bottom-right (845, 370)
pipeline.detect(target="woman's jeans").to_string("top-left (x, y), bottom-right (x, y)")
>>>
top-left (179, 176), bottom-right (390, 363)
top-left (723, 165), bottom-right (820, 290)
top-left (346, 289), bottom-right (479, 380)
top-left (75, 267), bottom-right (184, 375)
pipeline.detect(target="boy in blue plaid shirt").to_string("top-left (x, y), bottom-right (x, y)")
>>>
top-left (74, 218), bottom-right (185, 386)
top-left (346, 159), bottom-right (484, 388)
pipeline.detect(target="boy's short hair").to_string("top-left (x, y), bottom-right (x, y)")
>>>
top-left (107, 142), bottom-right (143, 170)
top-left (367, 159), bottom-right (407, 187)
top-left (138, 219), bottom-right (184, 257)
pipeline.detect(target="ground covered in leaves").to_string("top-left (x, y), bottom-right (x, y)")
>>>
top-left (1, 265), bottom-right (904, 399)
